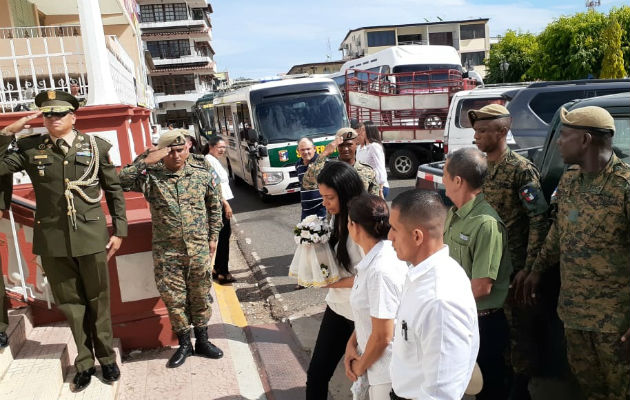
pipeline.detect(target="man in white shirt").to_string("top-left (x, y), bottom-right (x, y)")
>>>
top-left (388, 189), bottom-right (479, 400)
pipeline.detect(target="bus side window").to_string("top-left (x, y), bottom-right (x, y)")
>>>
top-left (225, 108), bottom-right (235, 137)
top-left (238, 103), bottom-right (252, 135)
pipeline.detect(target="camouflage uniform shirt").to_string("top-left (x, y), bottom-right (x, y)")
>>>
top-left (302, 155), bottom-right (379, 196)
top-left (532, 154), bottom-right (630, 333)
top-left (119, 152), bottom-right (223, 252)
top-left (482, 148), bottom-right (549, 271)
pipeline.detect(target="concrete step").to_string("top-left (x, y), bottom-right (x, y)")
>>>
top-left (0, 307), bottom-right (34, 382)
top-left (0, 322), bottom-right (73, 400)
top-left (58, 338), bottom-right (123, 400)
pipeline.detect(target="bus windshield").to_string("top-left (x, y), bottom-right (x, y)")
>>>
top-left (254, 93), bottom-right (346, 143)
top-left (394, 64), bottom-right (463, 82)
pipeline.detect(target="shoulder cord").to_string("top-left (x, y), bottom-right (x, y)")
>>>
top-left (64, 134), bottom-right (103, 230)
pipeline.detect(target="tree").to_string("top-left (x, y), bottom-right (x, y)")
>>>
top-left (600, 18), bottom-right (626, 78)
top-left (609, 6), bottom-right (630, 74)
top-left (531, 10), bottom-right (608, 80)
top-left (484, 30), bottom-right (538, 84)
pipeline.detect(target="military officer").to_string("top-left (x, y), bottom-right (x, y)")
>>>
top-left (524, 106), bottom-right (630, 399)
top-left (0, 172), bottom-right (11, 348)
top-left (118, 130), bottom-right (223, 368)
top-left (0, 90), bottom-right (127, 391)
top-left (469, 104), bottom-right (549, 398)
top-left (302, 127), bottom-right (379, 196)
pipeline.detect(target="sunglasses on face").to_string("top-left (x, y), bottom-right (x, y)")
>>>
top-left (43, 111), bottom-right (71, 118)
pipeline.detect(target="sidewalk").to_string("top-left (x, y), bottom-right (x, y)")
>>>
top-left (117, 237), bottom-right (311, 400)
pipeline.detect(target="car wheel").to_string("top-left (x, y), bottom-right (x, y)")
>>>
top-left (388, 149), bottom-right (419, 179)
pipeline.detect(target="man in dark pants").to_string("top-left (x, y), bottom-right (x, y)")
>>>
top-left (0, 156), bottom-right (11, 348)
top-left (0, 91), bottom-right (127, 391)
top-left (443, 147), bottom-right (513, 400)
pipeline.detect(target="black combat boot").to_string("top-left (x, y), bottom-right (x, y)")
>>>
top-left (193, 326), bottom-right (223, 359)
top-left (167, 331), bottom-right (193, 368)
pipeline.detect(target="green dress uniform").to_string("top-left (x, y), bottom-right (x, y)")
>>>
top-left (118, 147), bottom-right (222, 335)
top-left (482, 148), bottom-right (550, 376)
top-left (531, 154), bottom-right (630, 399)
top-left (0, 161), bottom-right (12, 336)
top-left (0, 94), bottom-right (127, 372)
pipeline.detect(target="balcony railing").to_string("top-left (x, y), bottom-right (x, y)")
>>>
top-left (0, 25), bottom-right (81, 39)
top-left (0, 25), bottom-right (141, 112)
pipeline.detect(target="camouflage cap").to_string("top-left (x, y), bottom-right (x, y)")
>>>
top-left (35, 90), bottom-right (80, 113)
top-left (560, 106), bottom-right (615, 136)
top-left (468, 104), bottom-right (511, 126)
top-left (157, 129), bottom-right (187, 149)
top-left (335, 127), bottom-right (358, 141)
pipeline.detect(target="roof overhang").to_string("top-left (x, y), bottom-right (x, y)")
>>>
top-left (27, 0), bottom-right (132, 26)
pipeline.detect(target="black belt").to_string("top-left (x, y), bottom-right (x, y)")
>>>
top-left (477, 307), bottom-right (502, 317)
top-left (390, 389), bottom-right (411, 400)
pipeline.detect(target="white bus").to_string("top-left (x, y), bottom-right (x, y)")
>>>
top-left (212, 77), bottom-right (348, 199)
top-left (329, 45), bottom-right (479, 178)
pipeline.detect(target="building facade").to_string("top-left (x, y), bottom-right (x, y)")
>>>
top-left (0, 0), bottom-right (153, 112)
top-left (287, 60), bottom-right (345, 75)
top-left (138, 0), bottom-right (215, 129)
top-left (338, 19), bottom-right (490, 75)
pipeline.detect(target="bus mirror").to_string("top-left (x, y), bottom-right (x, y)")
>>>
top-left (257, 145), bottom-right (268, 158)
top-left (246, 128), bottom-right (258, 142)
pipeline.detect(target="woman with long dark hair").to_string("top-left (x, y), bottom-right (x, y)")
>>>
top-left (356, 121), bottom-right (389, 198)
top-left (344, 194), bottom-right (407, 399)
top-left (306, 161), bottom-right (366, 399)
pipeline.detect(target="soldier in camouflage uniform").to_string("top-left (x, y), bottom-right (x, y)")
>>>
top-left (118, 130), bottom-right (224, 368)
top-left (469, 104), bottom-right (549, 398)
top-left (302, 127), bottom-right (379, 196)
top-left (524, 107), bottom-right (630, 400)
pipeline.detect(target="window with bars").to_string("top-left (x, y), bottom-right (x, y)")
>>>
top-left (152, 75), bottom-right (196, 95)
top-left (147, 40), bottom-right (191, 59)
top-left (140, 4), bottom-right (189, 22)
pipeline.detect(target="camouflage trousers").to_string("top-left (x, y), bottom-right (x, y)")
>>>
top-left (153, 244), bottom-right (213, 335)
top-left (565, 328), bottom-right (630, 400)
top-left (505, 301), bottom-right (542, 375)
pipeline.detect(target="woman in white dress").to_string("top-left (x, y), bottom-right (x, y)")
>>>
top-left (356, 121), bottom-right (389, 198)
top-left (345, 194), bottom-right (408, 399)
top-left (306, 161), bottom-right (366, 400)
top-left (204, 136), bottom-right (236, 284)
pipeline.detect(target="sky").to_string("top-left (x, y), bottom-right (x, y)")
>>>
top-left (210, 0), bottom-right (628, 79)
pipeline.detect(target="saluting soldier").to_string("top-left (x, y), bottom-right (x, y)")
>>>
top-left (118, 130), bottom-right (224, 369)
top-left (524, 106), bottom-right (630, 399)
top-left (469, 104), bottom-right (549, 398)
top-left (0, 90), bottom-right (127, 391)
top-left (303, 127), bottom-right (380, 196)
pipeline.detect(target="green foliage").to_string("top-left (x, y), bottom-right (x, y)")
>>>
top-left (600, 18), bottom-right (626, 78)
top-left (484, 30), bottom-right (538, 84)
top-left (486, 6), bottom-right (630, 82)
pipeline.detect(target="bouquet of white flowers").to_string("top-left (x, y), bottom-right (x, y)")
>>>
top-left (288, 215), bottom-right (340, 287)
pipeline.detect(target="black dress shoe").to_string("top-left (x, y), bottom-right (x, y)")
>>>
top-left (167, 332), bottom-right (193, 368)
top-left (101, 362), bottom-right (120, 382)
top-left (72, 367), bottom-right (96, 392)
top-left (0, 331), bottom-right (8, 348)
top-left (193, 327), bottom-right (223, 359)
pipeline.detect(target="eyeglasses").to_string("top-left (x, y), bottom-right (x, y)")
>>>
top-left (43, 111), bottom-right (71, 118)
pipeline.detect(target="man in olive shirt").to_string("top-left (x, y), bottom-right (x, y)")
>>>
top-left (443, 147), bottom-right (512, 400)
top-left (0, 91), bottom-right (127, 392)
top-left (470, 104), bottom-right (550, 398)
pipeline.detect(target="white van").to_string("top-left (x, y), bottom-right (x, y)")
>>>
top-left (444, 85), bottom-right (526, 153)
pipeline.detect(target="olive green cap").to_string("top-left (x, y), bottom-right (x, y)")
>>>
top-left (157, 129), bottom-right (187, 149)
top-left (560, 106), bottom-right (615, 136)
top-left (35, 90), bottom-right (80, 113)
top-left (468, 104), bottom-right (511, 126)
top-left (335, 127), bottom-right (358, 141)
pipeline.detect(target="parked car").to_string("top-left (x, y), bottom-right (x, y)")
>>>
top-left (416, 92), bottom-right (630, 203)
top-left (505, 79), bottom-right (630, 149)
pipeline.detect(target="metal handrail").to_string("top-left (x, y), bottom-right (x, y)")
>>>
top-left (0, 25), bottom-right (81, 39)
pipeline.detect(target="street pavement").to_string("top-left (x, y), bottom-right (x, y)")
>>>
top-left (230, 177), bottom-right (416, 400)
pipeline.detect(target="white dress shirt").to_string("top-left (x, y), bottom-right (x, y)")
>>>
top-left (356, 143), bottom-right (389, 188)
top-left (326, 234), bottom-right (364, 321)
top-left (205, 154), bottom-right (234, 201)
top-left (391, 246), bottom-right (479, 400)
top-left (350, 240), bottom-right (408, 385)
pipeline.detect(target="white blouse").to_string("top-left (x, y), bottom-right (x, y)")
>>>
top-left (356, 143), bottom-right (389, 188)
top-left (205, 154), bottom-right (234, 201)
top-left (326, 235), bottom-right (364, 321)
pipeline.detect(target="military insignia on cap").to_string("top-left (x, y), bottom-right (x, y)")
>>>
top-left (47, 90), bottom-right (56, 100)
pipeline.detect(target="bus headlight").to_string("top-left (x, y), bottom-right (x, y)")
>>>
top-left (262, 172), bottom-right (283, 185)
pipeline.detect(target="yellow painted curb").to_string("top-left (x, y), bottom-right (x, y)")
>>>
top-left (214, 282), bottom-right (248, 328)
